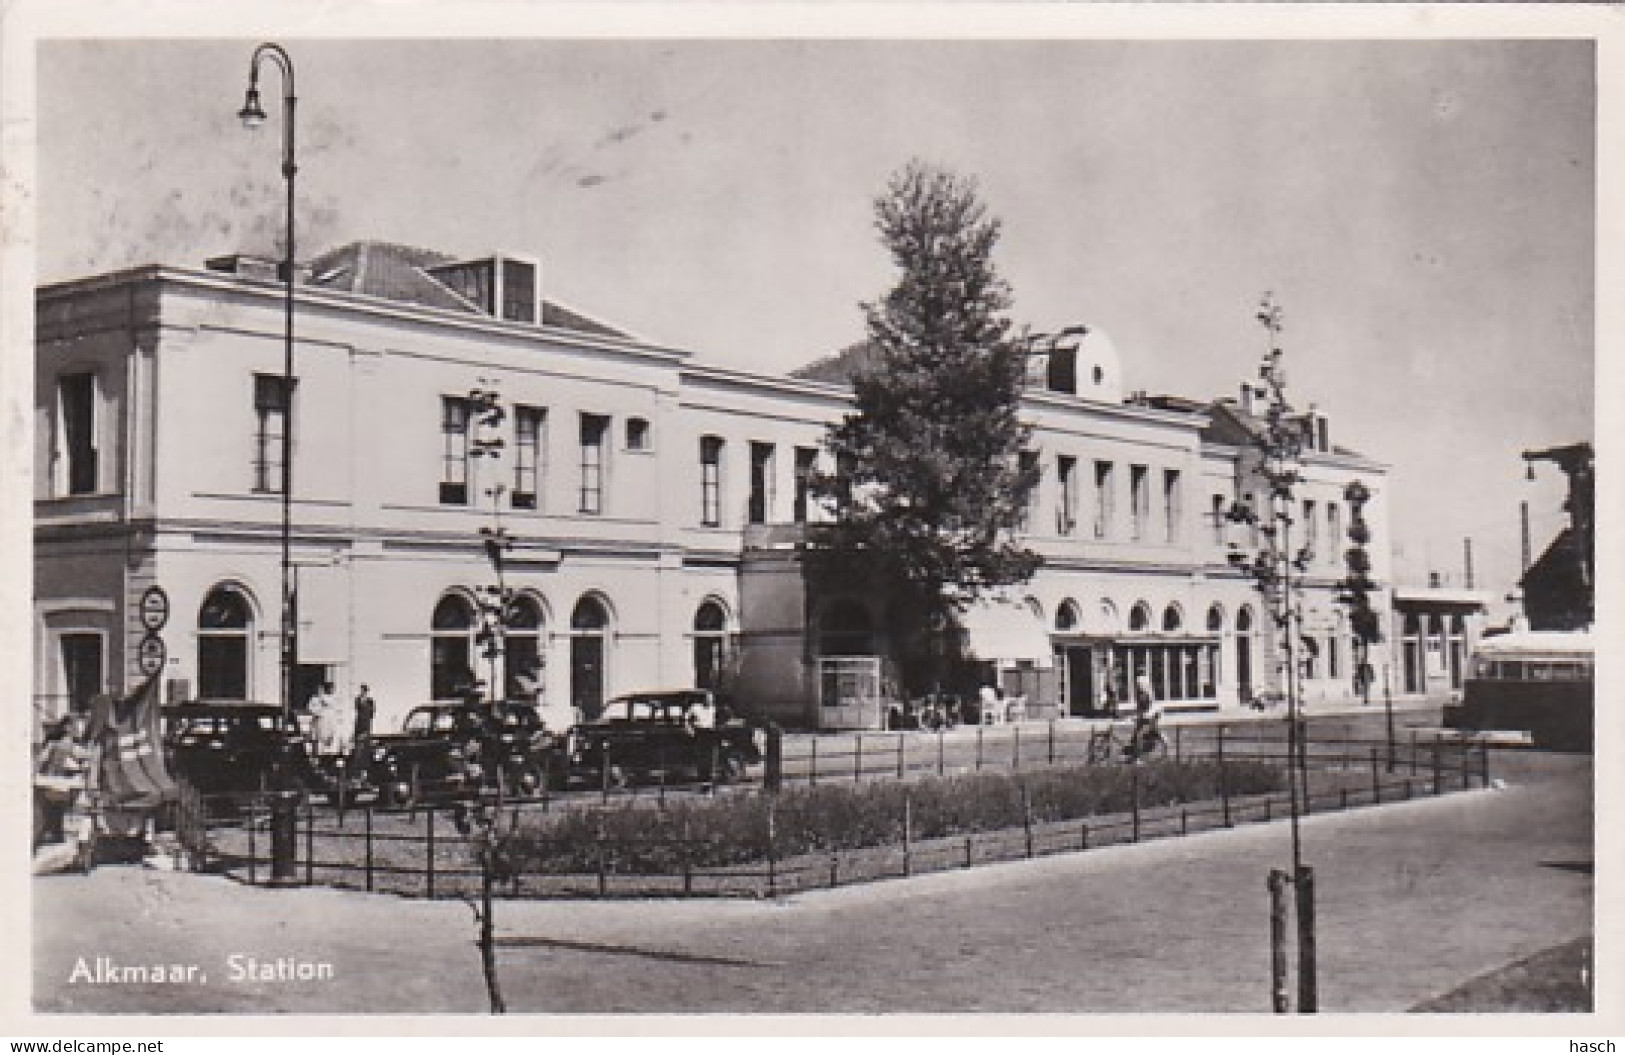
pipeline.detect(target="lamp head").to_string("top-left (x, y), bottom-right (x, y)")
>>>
top-left (238, 86), bottom-right (268, 129)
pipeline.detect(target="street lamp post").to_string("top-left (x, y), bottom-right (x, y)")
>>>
top-left (238, 43), bottom-right (298, 729)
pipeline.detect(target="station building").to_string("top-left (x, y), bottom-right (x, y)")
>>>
top-left (34, 241), bottom-right (1413, 734)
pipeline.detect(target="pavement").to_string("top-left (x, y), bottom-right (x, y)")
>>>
top-left (28, 746), bottom-right (1592, 1019)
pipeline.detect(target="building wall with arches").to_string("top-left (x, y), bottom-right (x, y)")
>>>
top-left (33, 251), bottom-right (1426, 734)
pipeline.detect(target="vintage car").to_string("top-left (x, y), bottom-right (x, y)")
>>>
top-left (363, 701), bottom-right (565, 807)
top-left (163, 701), bottom-right (318, 800)
top-left (570, 689), bottom-right (763, 787)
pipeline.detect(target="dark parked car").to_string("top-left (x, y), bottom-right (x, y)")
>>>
top-left (362, 701), bottom-right (565, 807)
top-left (571, 689), bottom-right (763, 786)
top-left (163, 702), bottom-right (317, 799)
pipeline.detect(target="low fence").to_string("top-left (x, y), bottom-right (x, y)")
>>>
top-left (772, 717), bottom-right (1467, 787)
top-left (178, 731), bottom-right (1492, 901)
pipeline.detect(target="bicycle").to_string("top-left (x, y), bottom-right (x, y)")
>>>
top-left (1086, 718), bottom-right (1169, 764)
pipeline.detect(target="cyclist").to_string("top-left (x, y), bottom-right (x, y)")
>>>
top-left (1127, 668), bottom-right (1164, 761)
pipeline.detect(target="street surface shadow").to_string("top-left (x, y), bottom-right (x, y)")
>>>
top-left (496, 935), bottom-right (779, 968)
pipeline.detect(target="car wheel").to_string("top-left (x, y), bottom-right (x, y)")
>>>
top-left (379, 781), bottom-right (414, 811)
top-left (507, 762), bottom-right (545, 798)
top-left (712, 750), bottom-right (745, 785)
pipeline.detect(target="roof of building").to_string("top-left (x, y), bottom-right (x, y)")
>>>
top-left (301, 240), bottom-right (631, 340)
top-left (789, 340), bottom-right (883, 385)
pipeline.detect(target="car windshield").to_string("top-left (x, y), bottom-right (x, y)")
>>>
top-left (404, 709), bottom-right (457, 735)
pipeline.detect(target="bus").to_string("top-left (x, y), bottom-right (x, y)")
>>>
top-left (1445, 629), bottom-right (1593, 750)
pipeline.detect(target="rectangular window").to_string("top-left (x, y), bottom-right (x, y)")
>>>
top-left (1093, 461), bottom-right (1114, 540)
top-left (1327, 503), bottom-right (1342, 565)
top-left (748, 441), bottom-right (776, 525)
top-left (1163, 469), bottom-right (1182, 544)
top-left (512, 405), bottom-right (545, 510)
top-left (579, 414), bottom-right (610, 514)
top-left (1303, 499), bottom-right (1319, 557)
top-left (54, 371), bottom-right (99, 496)
top-left (1212, 493), bottom-right (1228, 545)
top-left (440, 396), bottom-right (471, 505)
top-left (1017, 450), bottom-right (1040, 532)
top-left (252, 374), bottom-right (293, 494)
top-left (501, 259), bottom-right (537, 324)
top-left (700, 435), bottom-right (724, 527)
top-left (1328, 635), bottom-right (1341, 680)
top-left (1129, 465), bottom-right (1149, 541)
top-left (1056, 455), bottom-right (1078, 536)
top-left (836, 452), bottom-right (857, 514)
top-left (793, 447), bottom-right (818, 524)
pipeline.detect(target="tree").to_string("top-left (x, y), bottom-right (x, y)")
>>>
top-left (810, 161), bottom-right (1041, 692)
top-left (1336, 479), bottom-right (1388, 765)
top-left (1223, 292), bottom-right (1317, 1012)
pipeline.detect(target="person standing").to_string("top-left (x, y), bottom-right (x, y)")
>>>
top-left (308, 681), bottom-right (340, 759)
top-left (352, 683), bottom-right (376, 755)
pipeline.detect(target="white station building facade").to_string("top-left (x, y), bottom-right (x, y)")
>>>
top-left (34, 241), bottom-right (1436, 734)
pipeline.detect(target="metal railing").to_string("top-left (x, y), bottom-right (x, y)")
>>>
top-left (180, 731), bottom-right (1491, 900)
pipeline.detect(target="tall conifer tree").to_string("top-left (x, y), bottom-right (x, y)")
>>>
top-left (811, 161), bottom-right (1041, 691)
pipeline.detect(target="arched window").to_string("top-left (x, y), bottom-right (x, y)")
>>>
top-left (694, 600), bottom-right (730, 690)
top-left (197, 586), bottom-right (253, 700)
top-left (820, 599), bottom-right (873, 657)
top-left (1206, 604), bottom-right (1225, 634)
top-left (1162, 604), bottom-right (1183, 633)
top-left (1097, 599), bottom-right (1120, 635)
top-left (431, 593), bottom-right (477, 700)
top-left (570, 595), bottom-right (612, 719)
top-left (1055, 600), bottom-right (1081, 633)
top-left (1129, 602), bottom-right (1152, 633)
top-left (504, 594), bottom-right (545, 700)
top-left (1234, 604), bottom-right (1256, 698)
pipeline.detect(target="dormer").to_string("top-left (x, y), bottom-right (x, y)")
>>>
top-left (1022, 326), bottom-right (1124, 403)
top-left (426, 253), bottom-right (542, 324)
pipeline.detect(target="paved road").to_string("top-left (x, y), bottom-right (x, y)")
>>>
top-left (33, 748), bottom-right (1589, 1016)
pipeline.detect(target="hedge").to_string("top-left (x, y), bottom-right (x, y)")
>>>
top-left (505, 758), bottom-right (1284, 874)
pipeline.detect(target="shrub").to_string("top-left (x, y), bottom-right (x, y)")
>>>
top-left (505, 758), bottom-right (1285, 875)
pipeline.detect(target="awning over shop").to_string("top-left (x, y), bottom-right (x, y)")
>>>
top-left (956, 597), bottom-right (1054, 668)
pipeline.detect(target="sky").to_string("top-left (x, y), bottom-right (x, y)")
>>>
top-left (31, 33), bottom-right (1595, 603)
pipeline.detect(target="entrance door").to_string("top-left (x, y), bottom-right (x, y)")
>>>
top-left (59, 633), bottom-right (103, 713)
top-left (571, 636), bottom-right (604, 719)
top-left (1064, 647), bottom-right (1093, 716)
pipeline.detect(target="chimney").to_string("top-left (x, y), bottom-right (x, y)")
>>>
top-left (206, 254), bottom-right (310, 284)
